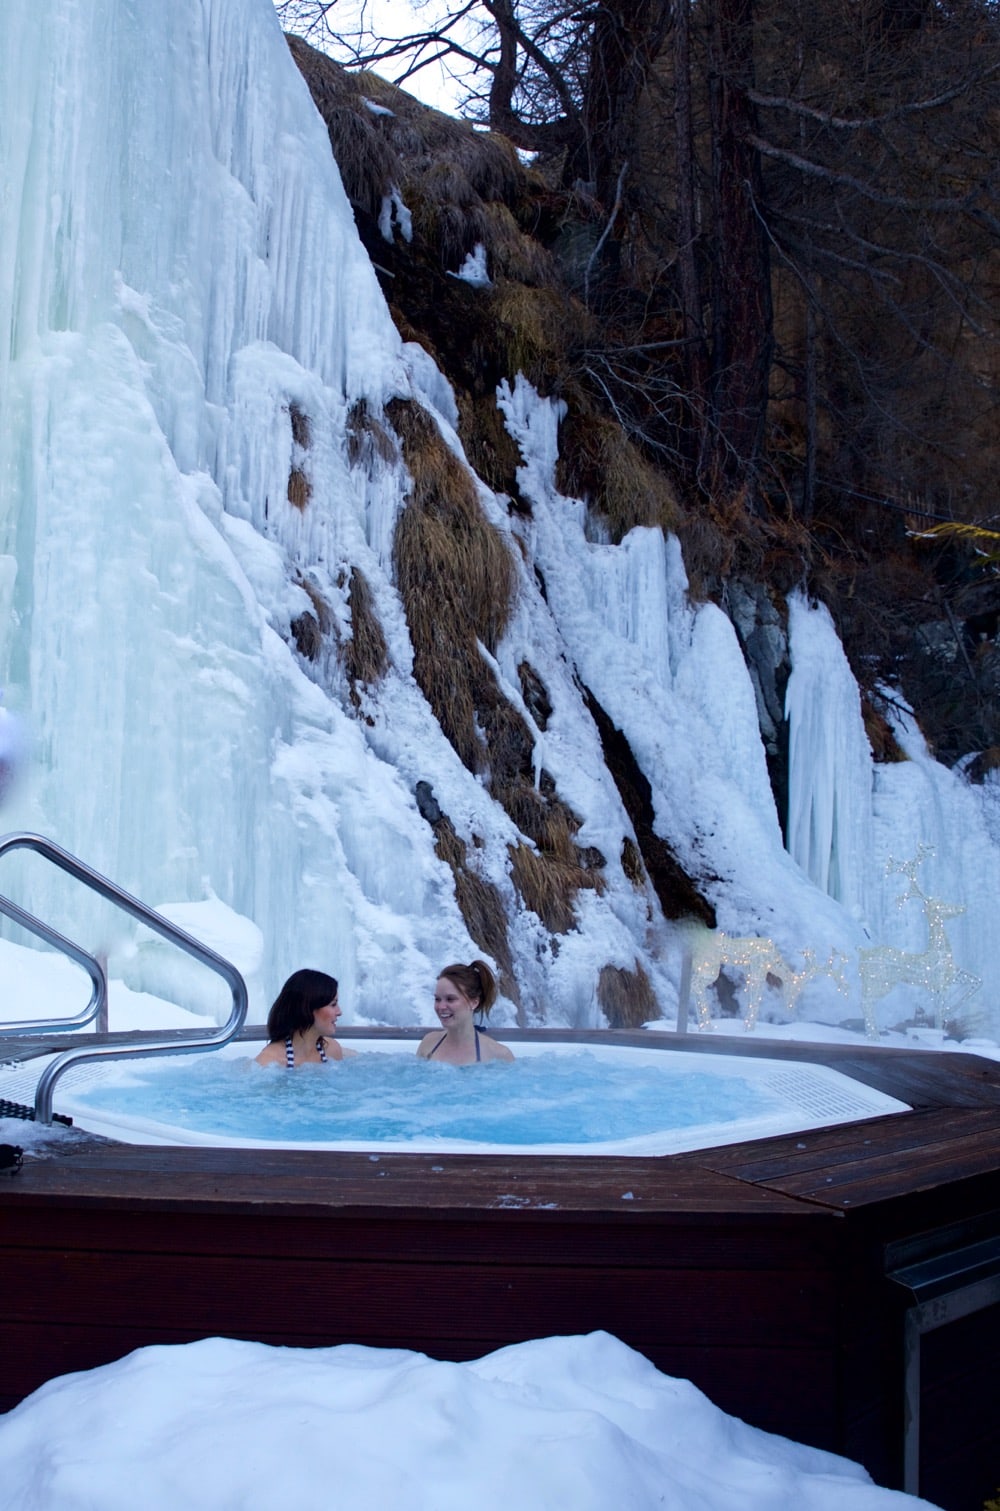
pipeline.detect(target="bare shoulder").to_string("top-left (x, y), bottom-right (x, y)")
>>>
top-left (415, 1032), bottom-right (439, 1059)
top-left (483, 1037), bottom-right (515, 1063)
top-left (254, 1041), bottom-right (284, 1067)
top-left (338, 1045), bottom-right (358, 1059)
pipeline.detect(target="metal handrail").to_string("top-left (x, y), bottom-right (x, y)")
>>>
top-left (0, 890), bottom-right (107, 1034)
top-left (0, 832), bottom-right (248, 1123)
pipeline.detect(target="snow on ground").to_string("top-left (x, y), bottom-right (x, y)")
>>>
top-left (0, 1332), bottom-right (942, 1511)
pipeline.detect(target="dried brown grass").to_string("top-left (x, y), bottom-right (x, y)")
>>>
top-left (479, 202), bottom-right (557, 287)
top-left (291, 577), bottom-right (331, 663)
top-left (475, 692), bottom-right (597, 870)
top-left (413, 123), bottom-right (523, 205)
top-left (487, 282), bottom-right (579, 390)
top-left (286, 38), bottom-right (398, 220)
top-left (289, 402), bottom-right (311, 450)
top-left (388, 395), bottom-right (607, 936)
top-left (321, 100), bottom-right (397, 222)
top-left (344, 567), bottom-right (389, 694)
top-left (456, 393), bottom-right (525, 501)
top-left (288, 35), bottom-right (526, 264)
top-left (621, 836), bottom-right (645, 887)
top-left (287, 467), bottom-right (311, 511)
top-left (556, 413), bottom-right (680, 541)
top-left (508, 844), bottom-right (577, 934)
top-left (597, 961), bottom-right (660, 1028)
top-left (517, 662), bottom-right (552, 731)
top-left (508, 842), bottom-right (604, 935)
top-left (389, 401), bottom-right (514, 623)
top-left (291, 611), bottom-right (322, 661)
top-left (429, 811), bottom-right (519, 1015)
top-left (346, 399), bottom-right (397, 467)
top-left (408, 184), bottom-right (493, 272)
top-left (862, 696), bottom-right (907, 763)
top-left (673, 509), bottom-right (732, 599)
top-left (389, 397), bottom-right (515, 770)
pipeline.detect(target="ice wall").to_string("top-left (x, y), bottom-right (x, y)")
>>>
top-left (0, 0), bottom-right (668, 1026)
top-left (786, 594), bottom-right (1000, 1034)
top-left (0, 0), bottom-right (466, 1020)
top-left (497, 381), bottom-right (862, 967)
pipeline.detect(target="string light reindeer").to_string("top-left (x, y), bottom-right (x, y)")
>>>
top-left (685, 932), bottom-right (852, 1032)
top-left (686, 932), bottom-right (787, 1031)
top-left (774, 947), bottom-right (853, 1029)
top-left (858, 846), bottom-right (981, 1038)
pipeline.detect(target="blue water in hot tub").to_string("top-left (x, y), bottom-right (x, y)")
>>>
top-left (63, 1048), bottom-right (789, 1148)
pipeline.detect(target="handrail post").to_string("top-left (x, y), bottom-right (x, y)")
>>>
top-left (675, 945), bottom-right (693, 1035)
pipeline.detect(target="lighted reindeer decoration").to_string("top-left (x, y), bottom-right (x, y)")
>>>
top-left (858, 847), bottom-right (980, 1038)
top-left (684, 931), bottom-right (852, 1032)
top-left (686, 932), bottom-right (788, 1031)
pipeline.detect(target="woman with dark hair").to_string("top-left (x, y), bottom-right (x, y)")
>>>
top-left (416, 959), bottom-right (514, 1065)
top-left (255, 969), bottom-right (355, 1066)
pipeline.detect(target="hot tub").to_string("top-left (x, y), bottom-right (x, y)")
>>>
top-left (51, 1035), bottom-right (910, 1155)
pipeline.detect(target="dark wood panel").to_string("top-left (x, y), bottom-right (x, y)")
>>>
top-left (0, 1145), bottom-right (805, 1215)
top-left (0, 1203), bottom-right (842, 1270)
top-left (919, 1307), bottom-right (1000, 1511)
top-left (920, 1307), bottom-right (1000, 1439)
top-left (695, 1109), bottom-right (1000, 1185)
top-left (634, 1340), bottom-right (842, 1446)
top-left (0, 1248), bottom-right (840, 1346)
top-left (759, 1134), bottom-right (1000, 1207)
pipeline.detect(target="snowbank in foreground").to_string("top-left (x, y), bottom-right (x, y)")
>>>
top-left (0, 1332), bottom-right (941, 1511)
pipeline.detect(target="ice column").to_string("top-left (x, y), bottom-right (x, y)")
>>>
top-left (785, 593), bottom-right (874, 920)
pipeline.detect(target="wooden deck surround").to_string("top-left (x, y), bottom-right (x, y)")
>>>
top-left (2, 1028), bottom-right (999, 1511)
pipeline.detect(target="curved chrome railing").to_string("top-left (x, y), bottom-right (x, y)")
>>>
top-left (0, 888), bottom-right (107, 1034)
top-left (0, 832), bottom-right (248, 1123)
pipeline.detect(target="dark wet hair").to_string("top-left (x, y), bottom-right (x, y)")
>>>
top-left (437, 959), bottom-right (498, 1018)
top-left (266, 969), bottom-right (339, 1041)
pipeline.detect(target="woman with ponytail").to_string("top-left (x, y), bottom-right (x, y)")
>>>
top-left (416, 959), bottom-right (514, 1065)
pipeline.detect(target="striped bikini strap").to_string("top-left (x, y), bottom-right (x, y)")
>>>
top-left (286, 1035), bottom-right (328, 1065)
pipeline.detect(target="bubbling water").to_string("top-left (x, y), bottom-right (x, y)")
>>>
top-left (55, 1041), bottom-right (909, 1155)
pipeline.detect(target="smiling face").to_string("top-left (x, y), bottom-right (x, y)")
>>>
top-left (434, 976), bottom-right (477, 1029)
top-left (312, 995), bottom-right (341, 1036)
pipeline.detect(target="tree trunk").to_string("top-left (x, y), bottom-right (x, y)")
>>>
top-left (574, 0), bottom-right (672, 209)
top-left (701, 0), bottom-right (773, 505)
top-left (673, 0), bottom-right (710, 467)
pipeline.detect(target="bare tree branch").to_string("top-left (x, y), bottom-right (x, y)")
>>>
top-left (748, 62), bottom-right (1000, 130)
top-left (748, 132), bottom-right (1000, 234)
